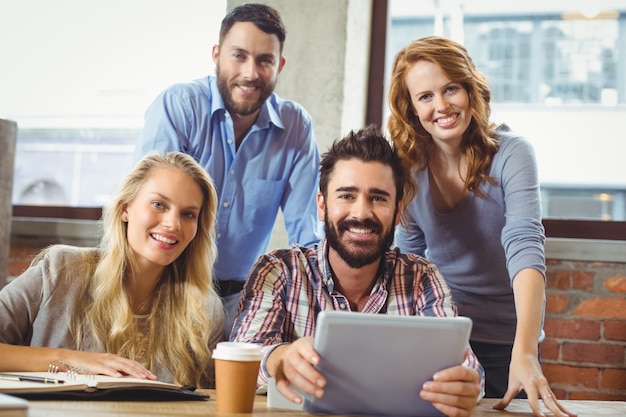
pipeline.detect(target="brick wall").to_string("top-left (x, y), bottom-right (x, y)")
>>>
top-left (543, 259), bottom-right (626, 400)
top-left (6, 240), bottom-right (626, 401)
top-left (8, 243), bottom-right (40, 279)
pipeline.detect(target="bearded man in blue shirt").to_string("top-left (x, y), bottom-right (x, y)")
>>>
top-left (135, 3), bottom-right (321, 339)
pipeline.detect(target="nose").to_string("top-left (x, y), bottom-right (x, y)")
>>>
top-left (162, 211), bottom-right (181, 231)
top-left (241, 58), bottom-right (259, 80)
top-left (433, 94), bottom-right (450, 112)
top-left (351, 196), bottom-right (373, 220)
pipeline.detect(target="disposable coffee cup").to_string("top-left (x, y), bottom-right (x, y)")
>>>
top-left (212, 342), bottom-right (263, 413)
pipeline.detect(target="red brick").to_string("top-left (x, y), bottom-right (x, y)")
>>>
top-left (572, 298), bottom-right (626, 319)
top-left (604, 320), bottom-right (626, 342)
top-left (572, 271), bottom-right (594, 291)
top-left (542, 364), bottom-right (599, 388)
top-left (555, 270), bottom-right (571, 290)
top-left (8, 261), bottom-right (31, 277)
top-left (562, 342), bottom-right (624, 365)
top-left (540, 340), bottom-right (559, 360)
top-left (602, 369), bottom-right (626, 390)
top-left (546, 270), bottom-right (572, 290)
top-left (9, 244), bottom-right (40, 259)
top-left (549, 387), bottom-right (566, 399)
top-left (543, 318), bottom-right (600, 341)
top-left (604, 275), bottom-right (626, 293)
top-left (569, 391), bottom-right (626, 401)
top-left (546, 294), bottom-right (569, 314)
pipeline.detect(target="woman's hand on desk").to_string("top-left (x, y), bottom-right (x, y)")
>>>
top-left (420, 365), bottom-right (481, 417)
top-left (0, 344), bottom-right (156, 380)
top-left (60, 350), bottom-right (157, 380)
top-left (494, 352), bottom-right (577, 417)
top-left (266, 337), bottom-right (326, 404)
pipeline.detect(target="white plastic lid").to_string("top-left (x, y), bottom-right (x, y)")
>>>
top-left (212, 342), bottom-right (263, 361)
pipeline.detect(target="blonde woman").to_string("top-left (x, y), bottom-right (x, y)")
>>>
top-left (0, 152), bottom-right (224, 388)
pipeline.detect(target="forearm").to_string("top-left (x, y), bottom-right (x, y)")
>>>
top-left (0, 344), bottom-right (72, 372)
top-left (511, 268), bottom-right (545, 357)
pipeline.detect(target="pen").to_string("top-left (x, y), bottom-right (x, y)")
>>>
top-left (0, 373), bottom-right (65, 384)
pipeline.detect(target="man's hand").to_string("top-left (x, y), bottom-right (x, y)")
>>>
top-left (266, 337), bottom-right (326, 404)
top-left (420, 365), bottom-right (481, 417)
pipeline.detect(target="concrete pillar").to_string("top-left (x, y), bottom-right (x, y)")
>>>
top-left (0, 119), bottom-right (17, 287)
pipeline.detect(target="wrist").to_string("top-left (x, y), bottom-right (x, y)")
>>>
top-left (265, 344), bottom-right (288, 377)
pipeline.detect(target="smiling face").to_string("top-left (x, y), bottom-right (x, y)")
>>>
top-left (122, 166), bottom-right (203, 276)
top-left (318, 159), bottom-right (400, 269)
top-left (213, 21), bottom-right (285, 117)
top-left (405, 60), bottom-right (472, 147)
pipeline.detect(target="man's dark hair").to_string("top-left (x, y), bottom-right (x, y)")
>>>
top-left (219, 3), bottom-right (286, 51)
top-left (319, 124), bottom-right (405, 205)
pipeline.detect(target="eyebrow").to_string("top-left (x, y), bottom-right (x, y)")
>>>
top-left (334, 186), bottom-right (392, 197)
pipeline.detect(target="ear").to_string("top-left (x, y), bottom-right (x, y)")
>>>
top-left (277, 56), bottom-right (286, 74)
top-left (121, 204), bottom-right (129, 222)
top-left (394, 200), bottom-right (404, 226)
top-left (211, 44), bottom-right (220, 65)
top-left (317, 192), bottom-right (325, 222)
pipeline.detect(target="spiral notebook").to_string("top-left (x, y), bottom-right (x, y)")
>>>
top-left (0, 372), bottom-right (208, 401)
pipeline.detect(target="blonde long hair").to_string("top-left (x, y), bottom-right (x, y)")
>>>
top-left (72, 152), bottom-right (219, 387)
top-left (387, 36), bottom-right (499, 199)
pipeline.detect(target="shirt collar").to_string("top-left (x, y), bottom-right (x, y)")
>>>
top-left (317, 237), bottom-right (394, 297)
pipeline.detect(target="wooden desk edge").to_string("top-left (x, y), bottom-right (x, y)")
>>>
top-left (22, 389), bottom-right (626, 417)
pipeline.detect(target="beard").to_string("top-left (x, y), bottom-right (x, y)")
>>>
top-left (216, 63), bottom-right (276, 116)
top-left (324, 208), bottom-right (396, 269)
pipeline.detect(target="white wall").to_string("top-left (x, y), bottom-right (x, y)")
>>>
top-left (0, 0), bottom-right (225, 127)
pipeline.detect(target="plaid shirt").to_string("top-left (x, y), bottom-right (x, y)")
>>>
top-left (231, 238), bottom-right (484, 392)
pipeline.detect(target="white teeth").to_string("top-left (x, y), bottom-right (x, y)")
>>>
top-left (153, 234), bottom-right (176, 244)
top-left (348, 227), bottom-right (371, 235)
top-left (437, 114), bottom-right (456, 124)
top-left (240, 85), bottom-right (256, 91)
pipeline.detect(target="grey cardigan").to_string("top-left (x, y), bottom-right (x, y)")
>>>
top-left (0, 244), bottom-right (224, 385)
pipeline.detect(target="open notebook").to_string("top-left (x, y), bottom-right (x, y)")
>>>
top-left (0, 372), bottom-right (208, 401)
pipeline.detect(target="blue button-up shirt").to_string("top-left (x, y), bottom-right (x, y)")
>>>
top-left (135, 75), bottom-right (322, 281)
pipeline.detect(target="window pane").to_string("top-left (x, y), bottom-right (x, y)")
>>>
top-left (13, 128), bottom-right (136, 206)
top-left (387, 0), bottom-right (626, 220)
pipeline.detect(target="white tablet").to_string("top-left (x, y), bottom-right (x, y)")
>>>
top-left (303, 310), bottom-right (472, 417)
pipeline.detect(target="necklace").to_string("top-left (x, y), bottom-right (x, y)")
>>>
top-left (134, 296), bottom-right (153, 314)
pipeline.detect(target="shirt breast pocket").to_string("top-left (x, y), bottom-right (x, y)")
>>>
top-left (242, 178), bottom-right (287, 224)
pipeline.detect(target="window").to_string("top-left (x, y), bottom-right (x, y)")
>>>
top-left (384, 1), bottom-right (626, 227)
top-left (2, 0), bottom-right (225, 210)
